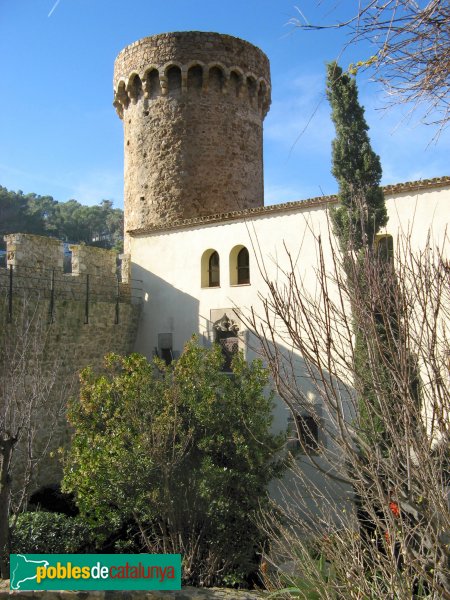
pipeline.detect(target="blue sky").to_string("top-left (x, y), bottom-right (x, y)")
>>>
top-left (0, 0), bottom-right (448, 208)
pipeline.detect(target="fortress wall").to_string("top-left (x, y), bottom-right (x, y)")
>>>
top-left (0, 234), bottom-right (140, 491)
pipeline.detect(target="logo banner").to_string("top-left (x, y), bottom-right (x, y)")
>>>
top-left (10, 554), bottom-right (181, 591)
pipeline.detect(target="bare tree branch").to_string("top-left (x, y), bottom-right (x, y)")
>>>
top-left (245, 222), bottom-right (449, 598)
top-left (291, 1), bottom-right (450, 131)
top-left (0, 293), bottom-right (73, 579)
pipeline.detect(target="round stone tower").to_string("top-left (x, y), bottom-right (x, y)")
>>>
top-left (113, 31), bottom-right (271, 246)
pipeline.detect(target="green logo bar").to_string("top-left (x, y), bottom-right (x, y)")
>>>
top-left (10, 554), bottom-right (181, 591)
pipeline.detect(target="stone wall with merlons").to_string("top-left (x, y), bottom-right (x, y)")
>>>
top-left (0, 234), bottom-right (140, 493)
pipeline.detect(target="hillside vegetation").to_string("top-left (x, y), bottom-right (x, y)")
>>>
top-left (0, 185), bottom-right (123, 252)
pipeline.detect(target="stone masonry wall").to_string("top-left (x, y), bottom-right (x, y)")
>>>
top-left (113, 32), bottom-right (271, 250)
top-left (0, 234), bottom-right (140, 492)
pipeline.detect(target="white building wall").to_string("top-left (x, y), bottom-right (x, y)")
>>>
top-left (382, 186), bottom-right (449, 250)
top-left (131, 184), bottom-right (449, 363)
top-left (130, 183), bottom-right (449, 521)
top-left (131, 204), bottom-right (330, 359)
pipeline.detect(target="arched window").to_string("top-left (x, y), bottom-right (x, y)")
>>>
top-left (375, 235), bottom-right (394, 262)
top-left (237, 247), bottom-right (250, 284)
top-left (146, 69), bottom-right (161, 99)
top-left (201, 249), bottom-right (220, 288)
top-left (208, 251), bottom-right (220, 287)
top-left (188, 65), bottom-right (203, 91)
top-left (229, 70), bottom-right (242, 98)
top-left (229, 245), bottom-right (250, 285)
top-left (128, 74), bottom-right (142, 102)
top-left (209, 66), bottom-right (225, 93)
top-left (247, 76), bottom-right (257, 104)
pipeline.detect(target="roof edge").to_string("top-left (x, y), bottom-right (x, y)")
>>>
top-left (129, 176), bottom-right (450, 236)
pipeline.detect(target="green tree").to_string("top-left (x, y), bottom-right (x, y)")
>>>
top-left (0, 183), bottom-right (124, 250)
top-left (0, 187), bottom-right (42, 248)
top-left (326, 62), bottom-right (428, 575)
top-left (62, 339), bottom-right (284, 587)
top-left (326, 62), bottom-right (403, 447)
top-left (23, 193), bottom-right (59, 237)
top-left (327, 62), bottom-right (387, 252)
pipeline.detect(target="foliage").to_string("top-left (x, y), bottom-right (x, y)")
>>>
top-left (327, 62), bottom-right (421, 448)
top-left (266, 549), bottom-right (335, 599)
top-left (11, 512), bottom-right (94, 554)
top-left (327, 60), bottom-right (387, 444)
top-left (62, 338), bottom-right (285, 587)
top-left (326, 62), bottom-right (387, 252)
top-left (0, 185), bottom-right (123, 251)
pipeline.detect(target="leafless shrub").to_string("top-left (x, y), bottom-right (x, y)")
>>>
top-left (247, 225), bottom-right (449, 598)
top-left (0, 294), bottom-right (72, 578)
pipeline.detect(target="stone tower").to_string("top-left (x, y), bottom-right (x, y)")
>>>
top-left (113, 31), bottom-right (271, 248)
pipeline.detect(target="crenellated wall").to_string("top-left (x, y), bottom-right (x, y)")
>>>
top-left (0, 234), bottom-right (141, 491)
top-left (113, 32), bottom-right (271, 249)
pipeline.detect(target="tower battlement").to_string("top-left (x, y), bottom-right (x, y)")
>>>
top-left (113, 32), bottom-right (271, 119)
top-left (114, 32), bottom-right (270, 86)
top-left (114, 32), bottom-right (271, 248)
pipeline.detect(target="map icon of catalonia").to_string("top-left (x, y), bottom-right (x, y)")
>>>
top-left (10, 555), bottom-right (49, 590)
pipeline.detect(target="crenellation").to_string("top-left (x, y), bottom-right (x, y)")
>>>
top-left (119, 253), bottom-right (131, 283)
top-left (1, 235), bottom-right (137, 307)
top-left (70, 244), bottom-right (117, 277)
top-left (5, 234), bottom-right (64, 273)
top-left (3, 234), bottom-right (123, 281)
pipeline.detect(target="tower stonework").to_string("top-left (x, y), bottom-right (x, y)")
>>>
top-left (113, 31), bottom-right (271, 248)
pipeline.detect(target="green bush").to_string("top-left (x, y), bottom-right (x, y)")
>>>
top-left (63, 338), bottom-right (286, 586)
top-left (11, 512), bottom-right (95, 554)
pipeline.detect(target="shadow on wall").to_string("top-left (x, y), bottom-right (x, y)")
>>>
top-left (131, 263), bottom-right (200, 361)
top-left (243, 329), bottom-right (356, 529)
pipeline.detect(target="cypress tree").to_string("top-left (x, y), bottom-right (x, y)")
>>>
top-left (327, 62), bottom-right (389, 446)
top-left (327, 62), bottom-right (387, 251)
top-left (326, 62), bottom-right (420, 450)
top-left (324, 62), bottom-right (432, 588)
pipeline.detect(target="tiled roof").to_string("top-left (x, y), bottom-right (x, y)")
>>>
top-left (129, 176), bottom-right (450, 236)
